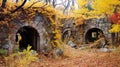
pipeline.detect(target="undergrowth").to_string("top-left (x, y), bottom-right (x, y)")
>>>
top-left (5, 45), bottom-right (38, 67)
top-left (112, 45), bottom-right (120, 54)
top-left (0, 49), bottom-right (6, 55)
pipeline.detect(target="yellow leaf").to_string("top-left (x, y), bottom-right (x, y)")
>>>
top-left (109, 24), bottom-right (120, 33)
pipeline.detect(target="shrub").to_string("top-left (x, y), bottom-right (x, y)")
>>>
top-left (5, 45), bottom-right (38, 67)
top-left (0, 49), bottom-right (6, 55)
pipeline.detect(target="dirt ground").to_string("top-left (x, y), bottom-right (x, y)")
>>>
top-left (1, 45), bottom-right (120, 67)
top-left (0, 56), bottom-right (5, 67)
top-left (30, 46), bottom-right (120, 67)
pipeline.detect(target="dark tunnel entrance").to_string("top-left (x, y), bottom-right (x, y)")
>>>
top-left (16, 26), bottom-right (40, 51)
top-left (85, 28), bottom-right (104, 44)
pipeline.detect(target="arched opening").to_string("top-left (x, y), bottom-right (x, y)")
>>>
top-left (16, 26), bottom-right (40, 51)
top-left (85, 28), bottom-right (104, 44)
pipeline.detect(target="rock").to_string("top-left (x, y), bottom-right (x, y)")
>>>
top-left (30, 50), bottom-right (38, 57)
top-left (79, 46), bottom-right (89, 50)
top-left (67, 41), bottom-right (77, 49)
top-left (98, 48), bottom-right (111, 52)
top-left (2, 44), bottom-right (9, 50)
top-left (55, 48), bottom-right (63, 56)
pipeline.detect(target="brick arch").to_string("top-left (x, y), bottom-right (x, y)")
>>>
top-left (16, 26), bottom-right (40, 51)
top-left (85, 28), bottom-right (104, 44)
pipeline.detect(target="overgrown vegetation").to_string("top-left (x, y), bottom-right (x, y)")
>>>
top-left (0, 0), bottom-right (64, 51)
top-left (5, 45), bottom-right (38, 67)
top-left (0, 0), bottom-right (120, 66)
top-left (0, 49), bottom-right (6, 55)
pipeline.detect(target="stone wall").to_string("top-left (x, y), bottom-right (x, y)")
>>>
top-left (84, 18), bottom-right (111, 39)
top-left (0, 25), bottom-right (9, 50)
top-left (84, 18), bottom-right (112, 43)
top-left (0, 14), bottom-right (113, 54)
top-left (62, 18), bottom-right (112, 45)
top-left (0, 13), bottom-right (52, 54)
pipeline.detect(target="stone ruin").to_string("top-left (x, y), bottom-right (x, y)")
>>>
top-left (62, 17), bottom-right (112, 47)
top-left (0, 12), bottom-right (53, 54)
top-left (0, 9), bottom-right (113, 54)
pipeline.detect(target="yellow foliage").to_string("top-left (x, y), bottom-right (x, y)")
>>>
top-left (74, 16), bottom-right (84, 26)
top-left (5, 45), bottom-right (38, 67)
top-left (74, 0), bottom-right (89, 16)
top-left (109, 24), bottom-right (120, 33)
top-left (75, 0), bottom-right (120, 20)
top-left (0, 0), bottom-right (65, 50)
top-left (74, 8), bottom-right (88, 14)
top-left (55, 33), bottom-right (61, 39)
top-left (75, 0), bottom-right (120, 34)
top-left (77, 0), bottom-right (88, 7)
top-left (92, 0), bottom-right (120, 15)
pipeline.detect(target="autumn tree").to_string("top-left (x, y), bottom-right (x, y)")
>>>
top-left (75, 0), bottom-right (120, 46)
top-left (92, 0), bottom-right (120, 46)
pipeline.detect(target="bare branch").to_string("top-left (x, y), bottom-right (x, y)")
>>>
top-left (52, 0), bottom-right (56, 8)
top-left (11, 0), bottom-right (27, 13)
top-left (26, 1), bottom-right (42, 9)
top-left (63, 0), bottom-right (71, 14)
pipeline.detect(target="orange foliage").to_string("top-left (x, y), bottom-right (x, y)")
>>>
top-left (110, 12), bottom-right (120, 24)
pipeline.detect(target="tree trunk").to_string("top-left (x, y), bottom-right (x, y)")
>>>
top-left (1, 0), bottom-right (7, 8)
top-left (118, 32), bottom-right (120, 45)
top-left (111, 33), bottom-right (115, 45)
top-left (116, 32), bottom-right (118, 46)
top-left (52, 0), bottom-right (56, 8)
top-left (63, 0), bottom-right (70, 14)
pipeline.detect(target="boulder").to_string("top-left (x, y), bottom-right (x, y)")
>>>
top-left (67, 41), bottom-right (77, 49)
top-left (55, 48), bottom-right (63, 56)
top-left (98, 48), bottom-right (111, 52)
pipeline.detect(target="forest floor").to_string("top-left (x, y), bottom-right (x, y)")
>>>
top-left (1, 45), bottom-right (120, 67)
top-left (30, 45), bottom-right (120, 67)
